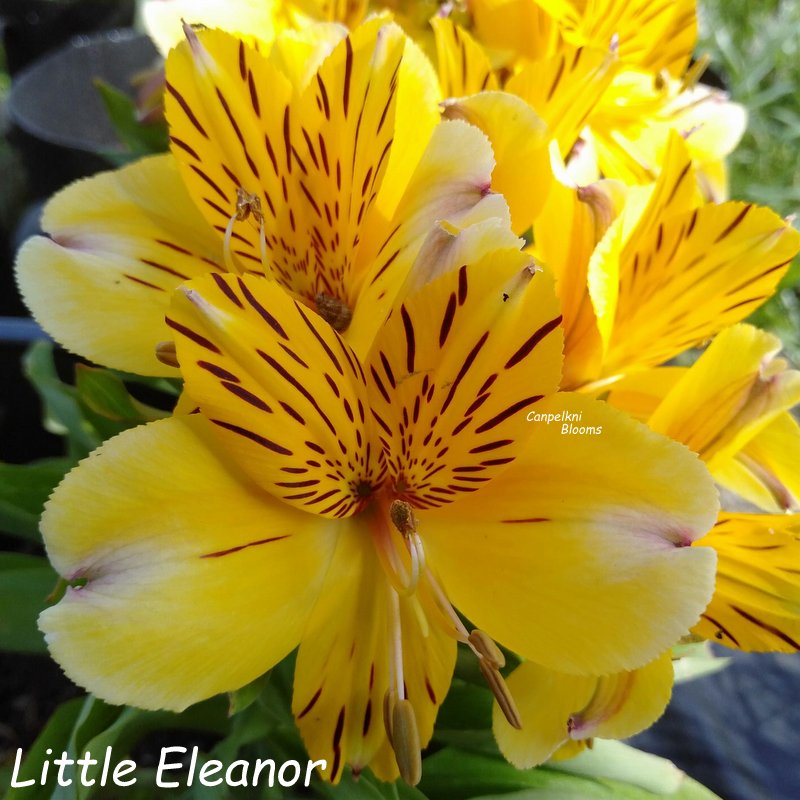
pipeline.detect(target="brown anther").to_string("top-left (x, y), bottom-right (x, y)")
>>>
top-left (389, 499), bottom-right (418, 538)
top-left (478, 659), bottom-right (522, 730)
top-left (235, 188), bottom-right (264, 224)
top-left (391, 699), bottom-right (422, 785)
top-left (155, 340), bottom-right (179, 368)
top-left (468, 629), bottom-right (505, 669)
top-left (315, 293), bottom-right (352, 332)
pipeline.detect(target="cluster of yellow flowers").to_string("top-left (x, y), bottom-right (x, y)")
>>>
top-left (15, 0), bottom-right (800, 786)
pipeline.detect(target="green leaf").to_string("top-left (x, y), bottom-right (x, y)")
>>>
top-left (4, 698), bottom-right (85, 800)
top-left (418, 748), bottom-right (722, 800)
top-left (553, 741), bottom-right (685, 794)
top-left (0, 459), bottom-right (73, 540)
top-left (0, 553), bottom-right (58, 653)
top-left (671, 642), bottom-right (730, 684)
top-left (228, 672), bottom-right (271, 717)
top-left (94, 79), bottom-right (169, 163)
top-left (75, 365), bottom-right (169, 426)
top-left (23, 342), bottom-right (98, 460)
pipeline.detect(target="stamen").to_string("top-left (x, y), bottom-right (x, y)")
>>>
top-left (155, 340), bottom-right (179, 368)
top-left (391, 700), bottom-right (422, 785)
top-left (478, 658), bottom-right (522, 730)
top-left (468, 629), bottom-right (505, 669)
top-left (389, 500), bottom-right (427, 592)
top-left (388, 589), bottom-right (406, 700)
top-left (423, 566), bottom-right (471, 643)
top-left (373, 512), bottom-right (414, 595)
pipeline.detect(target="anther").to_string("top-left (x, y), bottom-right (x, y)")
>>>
top-left (478, 659), bottom-right (522, 730)
top-left (391, 699), bottom-right (422, 785)
top-left (155, 341), bottom-right (179, 368)
top-left (468, 629), bottom-right (505, 669)
top-left (390, 500), bottom-right (418, 537)
top-left (224, 188), bottom-right (267, 275)
top-left (316, 293), bottom-right (353, 332)
top-left (389, 500), bottom-right (425, 592)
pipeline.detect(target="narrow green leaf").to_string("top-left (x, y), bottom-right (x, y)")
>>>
top-left (94, 79), bottom-right (169, 161)
top-left (22, 342), bottom-right (98, 460)
top-left (4, 698), bottom-right (85, 800)
top-left (0, 553), bottom-right (58, 653)
top-left (228, 672), bottom-right (271, 717)
top-left (0, 459), bottom-right (73, 540)
top-left (419, 747), bottom-right (723, 800)
top-left (75, 366), bottom-right (169, 425)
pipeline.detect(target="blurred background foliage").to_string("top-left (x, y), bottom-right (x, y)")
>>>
top-left (698, 0), bottom-right (800, 361)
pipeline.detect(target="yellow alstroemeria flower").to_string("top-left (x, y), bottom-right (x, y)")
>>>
top-left (39, 246), bottom-right (718, 783)
top-left (533, 133), bottom-right (800, 389)
top-left (17, 20), bottom-right (509, 373)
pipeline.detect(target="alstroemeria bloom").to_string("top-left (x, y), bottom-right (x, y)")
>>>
top-left (40, 247), bottom-right (718, 782)
top-left (532, 133), bottom-right (800, 389)
top-left (17, 20), bottom-right (507, 373)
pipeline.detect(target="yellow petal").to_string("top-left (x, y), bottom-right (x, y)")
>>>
top-left (365, 250), bottom-right (563, 508)
top-left (647, 324), bottom-right (800, 463)
top-left (605, 366), bottom-right (687, 422)
top-left (714, 413), bottom-right (800, 512)
top-left (533, 173), bottom-right (627, 388)
top-left (402, 213), bottom-right (521, 299)
top-left (692, 513), bottom-right (800, 653)
top-left (268, 23), bottom-right (347, 91)
top-left (422, 392), bottom-right (718, 674)
top-left (551, 0), bottom-right (696, 76)
top-left (594, 200), bottom-right (800, 378)
top-left (441, 91), bottom-right (551, 232)
top-left (142, 0), bottom-right (278, 54)
top-left (494, 652), bottom-right (673, 767)
top-left (369, 34), bottom-right (441, 224)
top-left (39, 415), bottom-right (335, 710)
top-left (431, 17), bottom-right (498, 99)
top-left (293, 526), bottom-right (455, 782)
top-left (169, 273), bottom-right (381, 518)
top-left (16, 155), bottom-right (224, 376)
top-left (347, 119), bottom-right (504, 352)
top-left (469, 0), bottom-right (556, 65)
top-left (506, 39), bottom-right (618, 159)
